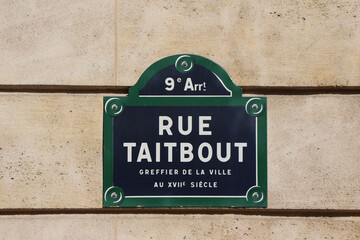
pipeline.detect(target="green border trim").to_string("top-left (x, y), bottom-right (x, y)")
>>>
top-left (103, 54), bottom-right (267, 208)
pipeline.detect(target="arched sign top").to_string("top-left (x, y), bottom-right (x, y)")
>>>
top-left (129, 54), bottom-right (242, 98)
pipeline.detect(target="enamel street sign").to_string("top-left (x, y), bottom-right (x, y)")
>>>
top-left (103, 54), bottom-right (267, 207)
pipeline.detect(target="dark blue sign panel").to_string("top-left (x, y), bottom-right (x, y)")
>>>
top-left (103, 54), bottom-right (267, 207)
top-left (114, 106), bottom-right (256, 196)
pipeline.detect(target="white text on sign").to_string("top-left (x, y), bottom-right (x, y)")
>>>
top-left (165, 77), bottom-right (206, 92)
top-left (122, 116), bottom-right (247, 163)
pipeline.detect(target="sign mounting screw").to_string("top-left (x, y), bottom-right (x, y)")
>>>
top-left (252, 192), bottom-right (259, 199)
top-left (181, 61), bottom-right (188, 68)
top-left (111, 192), bottom-right (118, 199)
top-left (252, 104), bottom-right (259, 111)
top-left (111, 104), bottom-right (119, 111)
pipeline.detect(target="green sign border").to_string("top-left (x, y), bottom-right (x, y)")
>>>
top-left (103, 54), bottom-right (267, 208)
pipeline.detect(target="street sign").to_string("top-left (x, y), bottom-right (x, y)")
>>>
top-left (103, 54), bottom-right (267, 207)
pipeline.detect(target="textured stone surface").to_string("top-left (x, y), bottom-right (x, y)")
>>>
top-left (117, 0), bottom-right (360, 86)
top-left (0, 214), bottom-right (359, 239)
top-left (0, 94), bottom-right (359, 208)
top-left (0, 94), bottom-right (103, 208)
top-left (0, 0), bottom-right (115, 85)
top-left (1, 1), bottom-right (359, 86)
top-left (267, 95), bottom-right (360, 209)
